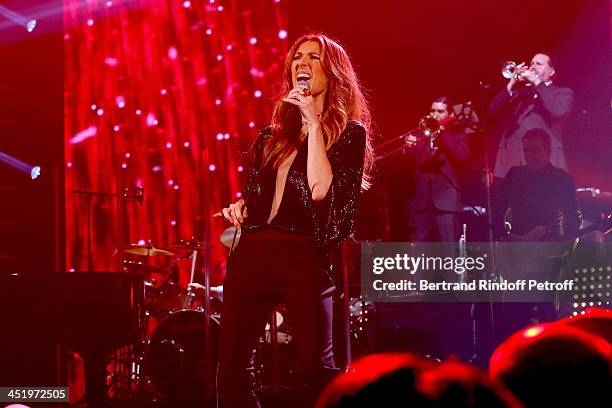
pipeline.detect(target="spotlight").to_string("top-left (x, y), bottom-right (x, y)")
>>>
top-left (0, 151), bottom-right (41, 180)
top-left (0, 5), bottom-right (37, 33)
top-left (30, 166), bottom-right (41, 180)
top-left (26, 19), bottom-right (37, 32)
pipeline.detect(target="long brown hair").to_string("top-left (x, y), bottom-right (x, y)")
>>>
top-left (263, 33), bottom-right (374, 190)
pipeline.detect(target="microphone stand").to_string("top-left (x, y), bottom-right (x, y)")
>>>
top-left (470, 81), bottom-right (499, 365)
top-left (477, 82), bottom-right (498, 269)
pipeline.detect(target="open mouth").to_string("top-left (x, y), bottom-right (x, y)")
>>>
top-left (296, 72), bottom-right (311, 82)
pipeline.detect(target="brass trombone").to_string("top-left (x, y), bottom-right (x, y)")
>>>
top-left (374, 114), bottom-right (454, 162)
top-left (419, 114), bottom-right (443, 138)
top-left (374, 101), bottom-right (479, 162)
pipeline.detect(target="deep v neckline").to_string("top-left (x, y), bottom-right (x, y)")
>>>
top-left (266, 148), bottom-right (299, 224)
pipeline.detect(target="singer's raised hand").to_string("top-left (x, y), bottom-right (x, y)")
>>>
top-left (283, 86), bottom-right (320, 127)
top-left (213, 198), bottom-right (247, 229)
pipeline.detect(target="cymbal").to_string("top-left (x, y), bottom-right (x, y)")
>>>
top-left (124, 243), bottom-right (174, 256)
top-left (220, 226), bottom-right (241, 249)
top-left (171, 239), bottom-right (205, 251)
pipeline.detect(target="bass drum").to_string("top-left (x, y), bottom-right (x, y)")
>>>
top-left (145, 309), bottom-right (220, 400)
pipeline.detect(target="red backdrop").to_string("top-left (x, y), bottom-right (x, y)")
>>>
top-left (64, 0), bottom-right (288, 283)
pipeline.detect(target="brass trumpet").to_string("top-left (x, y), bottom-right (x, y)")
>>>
top-left (501, 60), bottom-right (533, 81)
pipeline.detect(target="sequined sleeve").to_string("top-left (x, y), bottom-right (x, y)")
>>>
top-left (316, 121), bottom-right (366, 250)
top-left (242, 127), bottom-right (272, 200)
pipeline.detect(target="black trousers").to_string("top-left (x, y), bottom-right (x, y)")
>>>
top-left (219, 229), bottom-right (336, 408)
top-left (408, 206), bottom-right (460, 243)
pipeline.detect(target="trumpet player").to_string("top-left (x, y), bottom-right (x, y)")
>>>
top-left (406, 97), bottom-right (469, 242)
top-left (489, 52), bottom-right (574, 178)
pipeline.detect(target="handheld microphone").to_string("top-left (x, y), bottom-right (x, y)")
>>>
top-left (297, 79), bottom-right (310, 96)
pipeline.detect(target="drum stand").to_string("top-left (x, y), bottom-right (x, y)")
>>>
top-left (268, 306), bottom-right (281, 392)
top-left (194, 242), bottom-right (217, 400)
top-left (254, 305), bottom-right (293, 397)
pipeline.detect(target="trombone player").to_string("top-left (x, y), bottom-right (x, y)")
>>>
top-left (489, 52), bottom-right (574, 179)
top-left (405, 97), bottom-right (469, 242)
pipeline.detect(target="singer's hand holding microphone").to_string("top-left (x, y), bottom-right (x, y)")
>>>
top-left (282, 79), bottom-right (319, 128)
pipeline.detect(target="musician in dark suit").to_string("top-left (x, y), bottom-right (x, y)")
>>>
top-left (406, 97), bottom-right (469, 242)
top-left (494, 128), bottom-right (581, 241)
top-left (490, 128), bottom-right (581, 345)
top-left (489, 53), bottom-right (574, 179)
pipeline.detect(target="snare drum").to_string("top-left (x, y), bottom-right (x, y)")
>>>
top-left (146, 282), bottom-right (204, 319)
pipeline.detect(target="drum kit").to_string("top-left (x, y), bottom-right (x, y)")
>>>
top-left (109, 227), bottom-right (294, 405)
top-left (68, 187), bottom-right (296, 404)
top-left (107, 238), bottom-right (218, 403)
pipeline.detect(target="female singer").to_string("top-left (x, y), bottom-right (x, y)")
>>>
top-left (215, 32), bottom-right (373, 407)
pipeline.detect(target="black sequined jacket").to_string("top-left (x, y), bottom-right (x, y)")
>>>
top-left (240, 120), bottom-right (366, 276)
